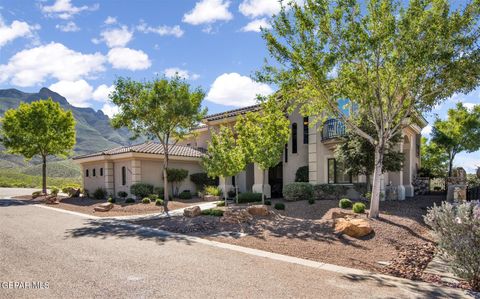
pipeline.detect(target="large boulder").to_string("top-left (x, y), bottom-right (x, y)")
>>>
top-left (94, 202), bottom-right (114, 212)
top-left (331, 211), bottom-right (357, 220)
top-left (184, 206), bottom-right (201, 217)
top-left (334, 218), bottom-right (373, 238)
top-left (247, 205), bottom-right (269, 216)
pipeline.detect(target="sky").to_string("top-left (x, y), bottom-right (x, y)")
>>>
top-left (0, 0), bottom-right (478, 172)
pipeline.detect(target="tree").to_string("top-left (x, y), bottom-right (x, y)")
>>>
top-left (111, 76), bottom-right (207, 212)
top-left (335, 120), bottom-right (404, 192)
top-left (202, 126), bottom-right (246, 205)
top-left (235, 98), bottom-right (290, 204)
top-left (431, 103), bottom-right (480, 177)
top-left (420, 137), bottom-right (449, 178)
top-left (166, 168), bottom-right (188, 197)
top-left (0, 99), bottom-right (76, 194)
top-left (259, 0), bottom-right (480, 217)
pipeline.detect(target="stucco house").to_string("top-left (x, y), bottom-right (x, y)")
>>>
top-left (73, 104), bottom-right (427, 200)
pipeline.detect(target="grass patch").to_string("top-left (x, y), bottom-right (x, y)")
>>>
top-left (0, 168), bottom-right (81, 188)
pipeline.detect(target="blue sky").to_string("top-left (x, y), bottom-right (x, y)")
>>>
top-left (0, 0), bottom-right (478, 172)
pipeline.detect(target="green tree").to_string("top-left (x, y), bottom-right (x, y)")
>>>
top-left (166, 168), bottom-right (189, 197)
top-left (0, 99), bottom-right (76, 194)
top-left (111, 76), bottom-right (207, 211)
top-left (431, 103), bottom-right (480, 177)
top-left (259, 0), bottom-right (480, 217)
top-left (335, 120), bottom-right (404, 192)
top-left (235, 98), bottom-right (290, 204)
top-left (420, 137), bottom-right (449, 178)
top-left (202, 126), bottom-right (246, 205)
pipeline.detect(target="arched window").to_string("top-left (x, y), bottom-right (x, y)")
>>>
top-left (93, 168), bottom-right (96, 177)
top-left (292, 123), bottom-right (298, 153)
top-left (100, 168), bottom-right (103, 176)
top-left (122, 166), bottom-right (126, 186)
top-left (85, 169), bottom-right (89, 177)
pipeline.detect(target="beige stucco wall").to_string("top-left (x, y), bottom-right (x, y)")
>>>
top-left (283, 109), bottom-right (309, 185)
top-left (82, 162), bottom-right (108, 195)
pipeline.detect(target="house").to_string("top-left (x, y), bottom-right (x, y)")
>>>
top-left (73, 104), bottom-right (427, 200)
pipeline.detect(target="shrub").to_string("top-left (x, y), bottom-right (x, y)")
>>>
top-left (125, 198), bottom-right (135, 204)
top-left (62, 185), bottom-right (80, 197)
top-left (190, 173), bottom-right (218, 190)
top-left (142, 197), bottom-right (151, 204)
top-left (238, 192), bottom-right (262, 203)
top-left (425, 201), bottom-right (480, 291)
top-left (283, 182), bottom-right (313, 201)
top-left (339, 198), bottom-right (353, 209)
top-left (148, 194), bottom-right (159, 201)
top-left (50, 187), bottom-right (59, 196)
top-left (274, 203), bottom-right (285, 210)
top-left (217, 201), bottom-right (225, 207)
top-left (264, 199), bottom-right (271, 206)
top-left (364, 192), bottom-right (372, 201)
top-left (32, 191), bottom-right (42, 198)
top-left (155, 198), bottom-right (164, 206)
top-left (313, 184), bottom-right (349, 200)
top-left (107, 197), bottom-right (116, 203)
top-left (92, 188), bottom-right (107, 200)
top-left (204, 185), bottom-right (221, 196)
top-left (167, 168), bottom-right (189, 196)
top-left (201, 208), bottom-right (224, 217)
top-left (153, 186), bottom-right (164, 197)
top-left (178, 190), bottom-right (192, 199)
top-left (130, 183), bottom-right (154, 199)
top-left (352, 202), bottom-right (366, 213)
top-left (295, 166), bottom-right (309, 182)
top-left (308, 198), bottom-right (315, 205)
top-left (117, 191), bottom-right (128, 199)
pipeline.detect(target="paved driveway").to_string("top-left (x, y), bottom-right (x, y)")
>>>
top-left (0, 187), bottom-right (41, 198)
top-left (0, 199), bottom-right (475, 298)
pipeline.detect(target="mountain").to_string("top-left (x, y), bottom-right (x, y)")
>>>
top-left (0, 87), bottom-right (141, 169)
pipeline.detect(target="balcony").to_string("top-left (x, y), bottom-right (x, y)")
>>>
top-left (321, 119), bottom-right (346, 144)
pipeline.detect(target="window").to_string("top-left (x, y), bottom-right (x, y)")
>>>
top-left (292, 123), bottom-right (297, 153)
top-left (100, 168), bottom-right (103, 176)
top-left (284, 143), bottom-right (288, 162)
top-left (327, 158), bottom-right (352, 184)
top-left (92, 168), bottom-right (96, 177)
top-left (122, 166), bottom-right (126, 186)
top-left (85, 169), bottom-right (89, 177)
top-left (303, 117), bottom-right (309, 144)
top-left (232, 176), bottom-right (236, 187)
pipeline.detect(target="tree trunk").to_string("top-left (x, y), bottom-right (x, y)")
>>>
top-left (262, 169), bottom-right (266, 205)
top-left (224, 180), bottom-right (227, 207)
top-left (235, 174), bottom-right (238, 204)
top-left (42, 155), bottom-right (47, 194)
top-left (369, 146), bottom-right (385, 218)
top-left (163, 153), bottom-right (169, 213)
top-left (448, 153), bottom-right (454, 177)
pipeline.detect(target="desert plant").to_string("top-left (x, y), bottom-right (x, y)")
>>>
top-left (216, 201), bottom-right (225, 207)
top-left (155, 198), bottom-right (164, 206)
top-left (92, 188), bottom-right (107, 200)
top-left (117, 191), bottom-right (128, 199)
top-left (178, 190), bottom-right (192, 199)
top-left (142, 197), bottom-right (151, 204)
top-left (339, 198), bottom-right (353, 209)
top-left (204, 185), bottom-right (221, 196)
top-left (264, 199), bottom-right (271, 206)
top-left (308, 198), bottom-right (315, 205)
top-left (50, 186), bottom-right (59, 196)
top-left (352, 202), bottom-right (366, 213)
top-left (425, 201), bottom-right (480, 291)
top-left (125, 198), bottom-right (135, 204)
top-left (274, 203), bottom-right (285, 210)
top-left (148, 194), bottom-right (159, 201)
top-left (32, 191), bottom-right (42, 198)
top-left (295, 166), bottom-right (309, 182)
top-left (130, 183), bottom-right (154, 199)
top-left (364, 192), bottom-right (372, 201)
top-left (238, 192), bottom-right (262, 203)
top-left (107, 197), bottom-right (116, 203)
top-left (153, 186), bottom-right (164, 196)
top-left (167, 168), bottom-right (189, 197)
top-left (201, 208), bottom-right (224, 217)
top-left (283, 182), bottom-right (314, 201)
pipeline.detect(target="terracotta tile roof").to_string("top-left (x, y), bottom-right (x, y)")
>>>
top-left (73, 142), bottom-right (206, 160)
top-left (204, 104), bottom-right (261, 121)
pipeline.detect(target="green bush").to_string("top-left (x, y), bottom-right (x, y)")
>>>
top-left (313, 184), bottom-right (349, 200)
top-left (308, 198), bottom-right (315, 205)
top-left (274, 203), bottom-right (285, 210)
top-left (148, 194), bottom-right (159, 201)
top-left (155, 198), bottom-right (164, 206)
top-left (50, 186), bottom-right (59, 196)
top-left (125, 198), bottom-right (135, 204)
top-left (352, 202), bottom-right (366, 213)
top-left (216, 201), bottom-right (225, 207)
top-left (32, 190), bottom-right (42, 198)
top-left (178, 190), bottom-right (192, 199)
top-left (142, 197), bottom-right (151, 204)
top-left (117, 191), bottom-right (128, 199)
top-left (107, 197), bottom-right (116, 203)
top-left (339, 198), bottom-right (353, 209)
top-left (130, 183), bottom-right (154, 199)
top-left (364, 192), bottom-right (372, 201)
top-left (283, 182), bottom-right (313, 201)
top-left (264, 199), bottom-right (271, 206)
top-left (204, 185), bottom-right (221, 196)
top-left (201, 208), bottom-right (224, 217)
top-left (238, 192), bottom-right (262, 203)
top-left (153, 186), bottom-right (164, 196)
top-left (92, 187), bottom-right (107, 200)
top-left (190, 173), bottom-right (218, 190)
top-left (62, 186), bottom-right (80, 197)
top-left (295, 166), bottom-right (309, 182)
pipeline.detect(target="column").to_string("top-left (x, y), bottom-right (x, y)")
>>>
top-left (218, 176), bottom-right (234, 197)
top-left (131, 159), bottom-right (141, 184)
top-left (104, 161), bottom-right (115, 197)
top-left (252, 163), bottom-right (271, 198)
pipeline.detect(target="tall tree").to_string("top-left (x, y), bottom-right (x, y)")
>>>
top-left (111, 76), bottom-right (207, 212)
top-left (236, 98), bottom-right (290, 204)
top-left (420, 137), bottom-right (449, 178)
top-left (335, 120), bottom-right (404, 192)
top-left (0, 99), bottom-right (76, 194)
top-left (431, 103), bottom-right (480, 176)
top-left (259, 0), bottom-right (480, 217)
top-left (202, 126), bottom-right (246, 205)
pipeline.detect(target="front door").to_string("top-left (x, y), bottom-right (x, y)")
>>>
top-left (269, 162), bottom-right (283, 198)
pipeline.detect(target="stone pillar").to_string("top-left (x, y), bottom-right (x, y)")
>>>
top-left (392, 139), bottom-right (405, 200)
top-left (404, 138), bottom-right (415, 197)
top-left (252, 163), bottom-right (271, 198)
top-left (104, 161), bottom-right (115, 196)
top-left (308, 118), bottom-right (318, 184)
top-left (219, 176), bottom-right (234, 198)
top-left (131, 159), bottom-right (141, 184)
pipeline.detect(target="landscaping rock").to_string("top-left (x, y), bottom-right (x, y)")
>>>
top-left (334, 218), bottom-right (373, 238)
top-left (94, 202), bottom-right (114, 212)
top-left (44, 195), bottom-right (59, 204)
top-left (184, 206), bottom-right (201, 217)
top-left (204, 195), bottom-right (220, 201)
top-left (331, 211), bottom-right (357, 220)
top-left (247, 205), bottom-right (269, 216)
top-left (221, 209), bottom-right (252, 224)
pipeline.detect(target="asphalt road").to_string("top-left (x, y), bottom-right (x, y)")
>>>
top-left (0, 193), bottom-right (475, 298)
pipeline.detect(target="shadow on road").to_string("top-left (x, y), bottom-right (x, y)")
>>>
top-left (64, 218), bottom-right (195, 246)
top-left (0, 199), bottom-right (39, 207)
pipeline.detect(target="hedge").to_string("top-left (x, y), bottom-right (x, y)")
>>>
top-left (238, 192), bottom-right (262, 203)
top-left (283, 182), bottom-right (313, 201)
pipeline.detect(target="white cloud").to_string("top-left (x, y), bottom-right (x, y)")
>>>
top-left (101, 103), bottom-right (119, 118)
top-left (40, 0), bottom-right (99, 20)
top-left (240, 18), bottom-right (271, 32)
top-left (107, 47), bottom-right (151, 70)
top-left (137, 21), bottom-right (184, 38)
top-left (239, 0), bottom-right (281, 18)
top-left (55, 21), bottom-right (80, 32)
top-left (92, 84), bottom-right (114, 102)
top-left (206, 72), bottom-right (273, 107)
top-left (96, 26), bottom-right (133, 48)
top-left (164, 67), bottom-right (199, 80)
top-left (183, 0), bottom-right (233, 25)
top-left (0, 17), bottom-right (40, 47)
top-left (421, 124), bottom-right (432, 137)
top-left (0, 42), bottom-right (106, 87)
top-left (104, 16), bottom-right (117, 25)
top-left (49, 79), bottom-right (94, 107)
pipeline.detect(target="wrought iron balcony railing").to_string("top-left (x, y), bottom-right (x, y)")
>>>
top-left (321, 119), bottom-right (346, 141)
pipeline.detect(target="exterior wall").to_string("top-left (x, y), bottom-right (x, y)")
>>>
top-left (82, 162), bottom-right (108, 195)
top-left (114, 159), bottom-right (132, 197)
top-left (283, 109), bottom-right (309, 186)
